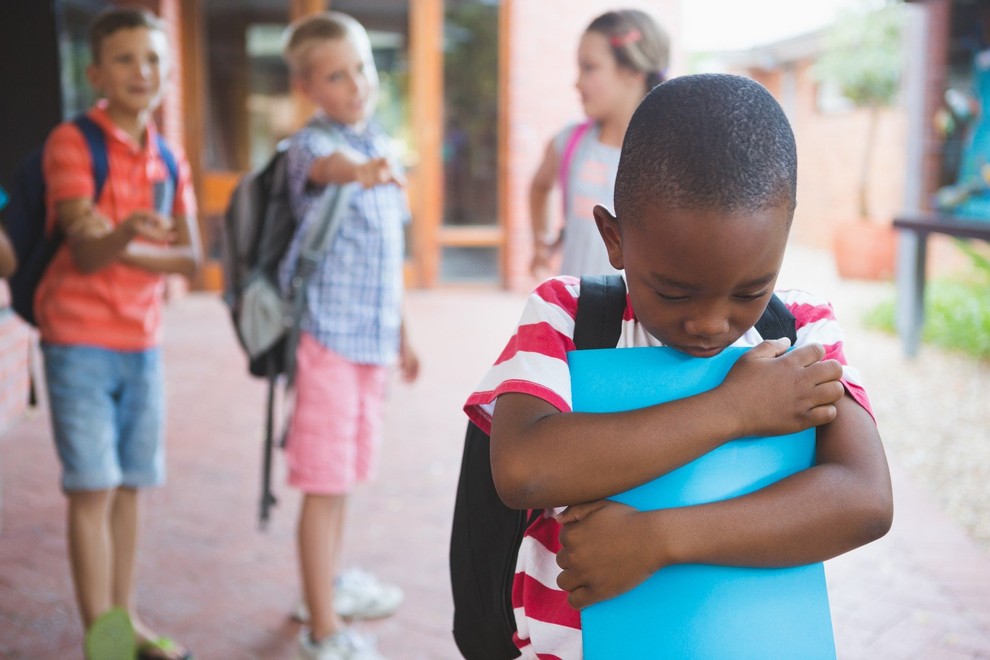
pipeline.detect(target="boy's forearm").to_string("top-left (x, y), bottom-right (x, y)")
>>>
top-left (490, 389), bottom-right (744, 509)
top-left (120, 242), bottom-right (200, 276)
top-left (650, 397), bottom-right (892, 569)
top-left (69, 223), bottom-right (137, 273)
top-left (311, 151), bottom-right (362, 186)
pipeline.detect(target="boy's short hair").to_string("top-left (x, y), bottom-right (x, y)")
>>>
top-left (283, 11), bottom-right (370, 79)
top-left (614, 73), bottom-right (798, 222)
top-left (88, 7), bottom-right (166, 64)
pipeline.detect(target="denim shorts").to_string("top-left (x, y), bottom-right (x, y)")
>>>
top-left (42, 343), bottom-right (165, 492)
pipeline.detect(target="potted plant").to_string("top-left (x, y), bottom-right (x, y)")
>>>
top-left (815, 0), bottom-right (905, 280)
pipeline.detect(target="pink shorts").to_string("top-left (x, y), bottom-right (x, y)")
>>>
top-left (284, 333), bottom-right (388, 495)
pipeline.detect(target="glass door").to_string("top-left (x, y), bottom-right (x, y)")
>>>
top-left (440, 0), bottom-right (501, 283)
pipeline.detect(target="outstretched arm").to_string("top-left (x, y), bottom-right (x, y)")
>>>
top-left (490, 339), bottom-right (844, 510)
top-left (309, 150), bottom-right (404, 189)
top-left (555, 392), bottom-right (892, 609)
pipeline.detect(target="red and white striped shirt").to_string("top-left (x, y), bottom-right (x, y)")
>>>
top-left (464, 276), bottom-right (872, 659)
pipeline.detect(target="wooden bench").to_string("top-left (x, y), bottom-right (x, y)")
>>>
top-left (892, 212), bottom-right (990, 356)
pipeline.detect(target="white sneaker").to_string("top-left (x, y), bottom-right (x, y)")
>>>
top-left (297, 628), bottom-right (384, 660)
top-left (293, 568), bottom-right (404, 622)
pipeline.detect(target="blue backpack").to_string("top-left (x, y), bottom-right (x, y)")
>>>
top-left (3, 115), bottom-right (177, 326)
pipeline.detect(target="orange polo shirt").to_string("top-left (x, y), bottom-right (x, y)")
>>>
top-left (36, 103), bottom-right (197, 350)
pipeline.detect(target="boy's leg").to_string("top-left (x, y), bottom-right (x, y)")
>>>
top-left (285, 335), bottom-right (364, 641)
top-left (109, 487), bottom-right (140, 611)
top-left (67, 489), bottom-right (115, 627)
top-left (113, 348), bottom-right (182, 655)
top-left (299, 493), bottom-right (348, 641)
top-left (43, 344), bottom-right (124, 630)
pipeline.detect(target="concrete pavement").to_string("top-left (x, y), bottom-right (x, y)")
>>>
top-left (1, 247), bottom-right (990, 659)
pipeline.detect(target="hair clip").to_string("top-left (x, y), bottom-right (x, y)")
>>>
top-left (610, 29), bottom-right (642, 48)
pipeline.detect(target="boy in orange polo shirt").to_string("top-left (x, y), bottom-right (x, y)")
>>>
top-left (36, 8), bottom-right (200, 659)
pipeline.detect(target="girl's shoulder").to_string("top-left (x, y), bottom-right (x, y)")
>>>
top-left (553, 119), bottom-right (598, 152)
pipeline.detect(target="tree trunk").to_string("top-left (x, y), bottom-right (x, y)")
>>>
top-left (858, 103), bottom-right (880, 220)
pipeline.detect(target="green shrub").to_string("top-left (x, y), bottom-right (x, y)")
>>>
top-left (864, 280), bottom-right (990, 360)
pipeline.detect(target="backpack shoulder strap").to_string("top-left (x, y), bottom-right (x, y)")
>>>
top-left (754, 293), bottom-right (797, 344)
top-left (559, 120), bottom-right (593, 214)
top-left (153, 133), bottom-right (180, 188)
top-left (72, 115), bottom-right (109, 197)
top-left (574, 274), bottom-right (626, 350)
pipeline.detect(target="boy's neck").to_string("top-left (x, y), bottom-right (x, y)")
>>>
top-left (318, 110), bottom-right (368, 133)
top-left (104, 104), bottom-right (153, 145)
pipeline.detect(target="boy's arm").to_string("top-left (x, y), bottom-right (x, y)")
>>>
top-left (398, 316), bottom-right (419, 383)
top-left (0, 227), bottom-right (15, 278)
top-left (55, 198), bottom-right (174, 274)
top-left (529, 139), bottom-right (560, 276)
top-left (555, 392), bottom-right (893, 608)
top-left (119, 211), bottom-right (202, 276)
top-left (308, 150), bottom-right (404, 189)
top-left (490, 340), bottom-right (844, 510)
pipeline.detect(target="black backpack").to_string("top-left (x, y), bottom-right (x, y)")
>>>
top-left (3, 115), bottom-right (177, 326)
top-left (449, 274), bottom-right (797, 660)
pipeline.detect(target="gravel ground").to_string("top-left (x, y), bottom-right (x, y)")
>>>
top-left (781, 246), bottom-right (990, 551)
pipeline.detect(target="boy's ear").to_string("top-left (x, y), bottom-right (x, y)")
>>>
top-left (291, 74), bottom-right (311, 98)
top-left (593, 204), bottom-right (624, 270)
top-left (85, 64), bottom-right (102, 94)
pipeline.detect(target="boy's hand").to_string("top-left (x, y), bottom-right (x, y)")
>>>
top-left (719, 339), bottom-right (844, 438)
top-left (399, 341), bottom-right (419, 383)
top-left (356, 157), bottom-right (405, 189)
top-left (121, 210), bottom-right (176, 243)
top-left (555, 500), bottom-right (662, 609)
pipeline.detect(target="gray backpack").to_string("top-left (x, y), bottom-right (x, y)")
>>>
top-left (222, 130), bottom-right (352, 381)
top-left (221, 124), bottom-right (353, 527)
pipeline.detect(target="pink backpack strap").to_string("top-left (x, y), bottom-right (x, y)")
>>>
top-left (559, 120), bottom-right (594, 216)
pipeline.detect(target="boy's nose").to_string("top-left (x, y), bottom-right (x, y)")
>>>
top-left (683, 314), bottom-right (730, 339)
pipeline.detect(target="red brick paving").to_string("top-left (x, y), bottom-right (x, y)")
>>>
top-left (2, 288), bottom-right (990, 659)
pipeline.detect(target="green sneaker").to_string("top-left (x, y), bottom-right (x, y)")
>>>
top-left (84, 607), bottom-right (137, 660)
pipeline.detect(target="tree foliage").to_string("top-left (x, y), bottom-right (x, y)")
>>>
top-left (815, 0), bottom-right (905, 109)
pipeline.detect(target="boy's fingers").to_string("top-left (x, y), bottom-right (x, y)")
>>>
top-left (806, 360), bottom-right (843, 388)
top-left (567, 586), bottom-right (592, 610)
top-left (806, 403), bottom-right (838, 426)
top-left (812, 380), bottom-right (845, 405)
top-left (750, 337), bottom-right (791, 359)
top-left (791, 342), bottom-right (826, 366)
top-left (555, 500), bottom-right (604, 524)
top-left (555, 506), bottom-right (579, 525)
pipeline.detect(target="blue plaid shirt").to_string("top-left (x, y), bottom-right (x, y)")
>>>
top-left (278, 116), bottom-right (408, 366)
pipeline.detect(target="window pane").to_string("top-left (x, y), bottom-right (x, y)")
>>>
top-left (443, 0), bottom-right (500, 227)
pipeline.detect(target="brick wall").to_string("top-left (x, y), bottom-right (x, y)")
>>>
top-left (751, 63), bottom-right (908, 252)
top-left (502, 0), bottom-right (683, 291)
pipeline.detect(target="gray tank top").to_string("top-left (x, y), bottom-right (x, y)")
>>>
top-left (554, 121), bottom-right (622, 277)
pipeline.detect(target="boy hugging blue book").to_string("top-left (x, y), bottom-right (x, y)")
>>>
top-left (571, 346), bottom-right (835, 659)
top-left (464, 74), bottom-right (892, 659)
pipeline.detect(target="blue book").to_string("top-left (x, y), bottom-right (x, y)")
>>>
top-left (570, 346), bottom-right (836, 660)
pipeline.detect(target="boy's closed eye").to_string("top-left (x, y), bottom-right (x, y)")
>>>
top-left (733, 289), bottom-right (770, 302)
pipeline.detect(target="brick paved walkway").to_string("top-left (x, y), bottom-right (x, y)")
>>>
top-left (2, 268), bottom-right (989, 658)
